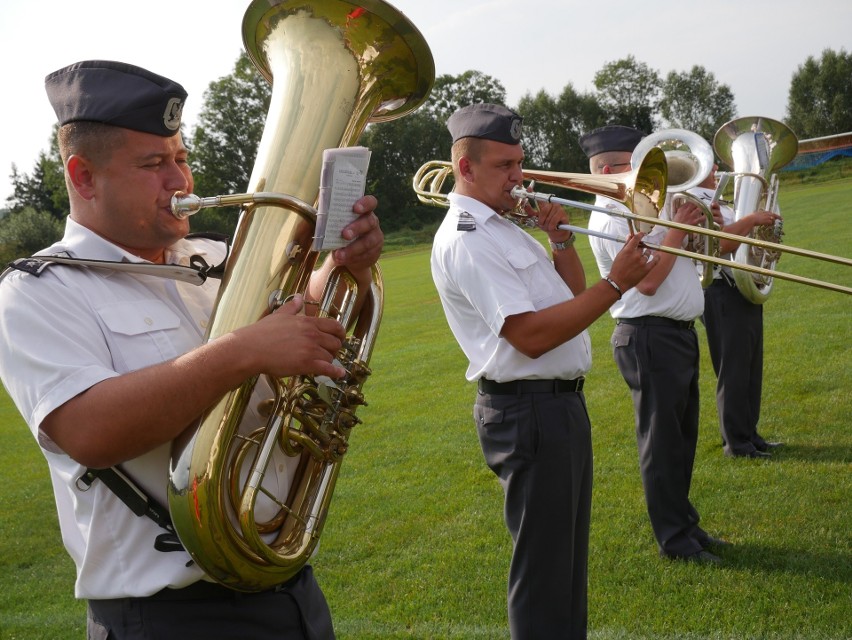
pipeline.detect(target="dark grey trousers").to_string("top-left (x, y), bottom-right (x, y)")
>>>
top-left (86, 565), bottom-right (334, 640)
top-left (703, 279), bottom-right (766, 455)
top-left (475, 388), bottom-right (592, 640)
top-left (612, 321), bottom-right (704, 557)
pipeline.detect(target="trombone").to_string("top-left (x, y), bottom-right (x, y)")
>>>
top-left (511, 186), bottom-right (852, 296)
top-left (413, 154), bottom-right (852, 296)
top-left (414, 147), bottom-right (668, 230)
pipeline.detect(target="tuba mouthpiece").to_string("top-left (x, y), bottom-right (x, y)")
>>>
top-left (170, 191), bottom-right (203, 219)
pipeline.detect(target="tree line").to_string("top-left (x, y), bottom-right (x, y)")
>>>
top-left (2, 48), bottom-right (850, 262)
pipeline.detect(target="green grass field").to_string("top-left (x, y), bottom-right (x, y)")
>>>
top-left (1, 178), bottom-right (850, 639)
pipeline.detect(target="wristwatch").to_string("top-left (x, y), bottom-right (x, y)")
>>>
top-left (549, 234), bottom-right (576, 251)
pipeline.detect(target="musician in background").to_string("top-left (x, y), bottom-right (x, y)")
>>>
top-left (690, 168), bottom-right (784, 459)
top-left (581, 125), bottom-right (730, 565)
top-left (0, 60), bottom-right (384, 640)
top-left (431, 104), bottom-right (657, 639)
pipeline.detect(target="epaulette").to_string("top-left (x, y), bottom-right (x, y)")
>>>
top-left (457, 211), bottom-right (476, 232)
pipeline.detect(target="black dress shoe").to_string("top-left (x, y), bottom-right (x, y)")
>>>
top-left (754, 437), bottom-right (784, 452)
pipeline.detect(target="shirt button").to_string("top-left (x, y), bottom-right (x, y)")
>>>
top-left (144, 317), bottom-right (153, 326)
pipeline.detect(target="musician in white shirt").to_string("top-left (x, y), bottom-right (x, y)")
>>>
top-left (431, 106), bottom-right (656, 639)
top-left (689, 168), bottom-right (784, 459)
top-left (581, 125), bottom-right (730, 565)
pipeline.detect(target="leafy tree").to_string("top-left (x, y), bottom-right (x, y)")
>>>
top-left (356, 70), bottom-right (508, 233)
top-left (424, 71), bottom-right (508, 124)
top-left (0, 206), bottom-right (64, 263)
top-left (593, 55), bottom-right (661, 133)
top-left (659, 66), bottom-right (737, 140)
top-left (517, 85), bottom-right (607, 174)
top-left (786, 48), bottom-right (852, 138)
top-left (189, 52), bottom-right (272, 236)
top-left (359, 108), bottom-right (446, 233)
top-left (6, 126), bottom-right (68, 219)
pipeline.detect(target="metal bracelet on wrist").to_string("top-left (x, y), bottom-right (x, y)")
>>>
top-left (549, 233), bottom-right (575, 252)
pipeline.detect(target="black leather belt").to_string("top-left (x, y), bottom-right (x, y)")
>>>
top-left (617, 316), bottom-right (695, 330)
top-left (478, 377), bottom-right (585, 395)
top-left (145, 574), bottom-right (298, 601)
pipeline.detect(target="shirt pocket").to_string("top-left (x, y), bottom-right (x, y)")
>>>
top-left (506, 245), bottom-right (553, 304)
top-left (96, 300), bottom-right (181, 371)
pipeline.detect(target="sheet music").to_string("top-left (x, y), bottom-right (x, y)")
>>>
top-left (312, 146), bottom-right (372, 251)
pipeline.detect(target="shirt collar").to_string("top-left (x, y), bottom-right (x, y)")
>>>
top-left (44, 217), bottom-right (208, 267)
top-left (448, 192), bottom-right (503, 224)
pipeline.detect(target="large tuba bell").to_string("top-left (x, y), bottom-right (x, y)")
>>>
top-left (631, 128), bottom-right (720, 287)
top-left (167, 0), bottom-right (434, 592)
top-left (713, 116), bottom-right (798, 303)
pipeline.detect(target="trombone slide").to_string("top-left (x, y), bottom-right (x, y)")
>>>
top-left (512, 188), bottom-right (852, 296)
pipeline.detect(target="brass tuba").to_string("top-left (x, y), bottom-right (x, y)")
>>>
top-left (713, 116), bottom-right (798, 303)
top-left (167, 0), bottom-right (434, 592)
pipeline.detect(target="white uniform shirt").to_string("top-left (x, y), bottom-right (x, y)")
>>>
top-left (0, 218), bottom-right (294, 599)
top-left (588, 195), bottom-right (704, 321)
top-left (430, 192), bottom-right (591, 382)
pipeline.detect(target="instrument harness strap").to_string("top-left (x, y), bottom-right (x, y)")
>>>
top-left (78, 467), bottom-right (188, 555)
top-left (1, 232), bottom-right (230, 286)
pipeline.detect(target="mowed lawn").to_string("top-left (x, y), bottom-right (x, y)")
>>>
top-left (1, 178), bottom-right (850, 639)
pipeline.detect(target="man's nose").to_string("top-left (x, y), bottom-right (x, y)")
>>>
top-left (164, 162), bottom-right (190, 191)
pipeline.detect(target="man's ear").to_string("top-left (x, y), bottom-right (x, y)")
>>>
top-left (66, 155), bottom-right (96, 200)
top-left (458, 156), bottom-right (474, 183)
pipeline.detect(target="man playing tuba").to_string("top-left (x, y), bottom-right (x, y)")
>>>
top-left (690, 166), bottom-right (785, 459)
top-left (0, 59), bottom-right (384, 640)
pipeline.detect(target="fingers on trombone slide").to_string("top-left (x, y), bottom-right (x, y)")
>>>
top-left (624, 232), bottom-right (652, 262)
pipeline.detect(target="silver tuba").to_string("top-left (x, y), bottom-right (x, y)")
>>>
top-left (631, 128), bottom-right (720, 287)
top-left (167, 0), bottom-right (434, 592)
top-left (713, 116), bottom-right (799, 303)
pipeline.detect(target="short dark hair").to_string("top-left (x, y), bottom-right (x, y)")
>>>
top-left (450, 137), bottom-right (485, 180)
top-left (57, 121), bottom-right (127, 166)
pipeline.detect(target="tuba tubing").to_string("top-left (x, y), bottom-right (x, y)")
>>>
top-left (167, 0), bottom-right (434, 592)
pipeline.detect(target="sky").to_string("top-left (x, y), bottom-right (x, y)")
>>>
top-left (1, 0), bottom-right (849, 204)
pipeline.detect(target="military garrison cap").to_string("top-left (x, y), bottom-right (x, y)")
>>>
top-left (447, 103), bottom-right (523, 145)
top-left (45, 60), bottom-right (187, 137)
top-left (579, 125), bottom-right (644, 158)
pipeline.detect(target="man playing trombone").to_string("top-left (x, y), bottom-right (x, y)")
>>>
top-left (430, 104), bottom-right (657, 639)
top-left (580, 125), bottom-right (730, 565)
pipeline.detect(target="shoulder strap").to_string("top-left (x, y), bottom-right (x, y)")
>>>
top-left (4, 256), bottom-right (210, 285)
top-left (77, 467), bottom-right (187, 555)
top-left (2, 233), bottom-right (230, 286)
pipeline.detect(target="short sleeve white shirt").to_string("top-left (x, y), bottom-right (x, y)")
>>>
top-left (0, 218), bottom-right (296, 599)
top-left (430, 193), bottom-right (591, 382)
top-left (588, 195), bottom-right (704, 321)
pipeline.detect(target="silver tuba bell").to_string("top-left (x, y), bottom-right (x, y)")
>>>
top-left (713, 116), bottom-right (799, 303)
